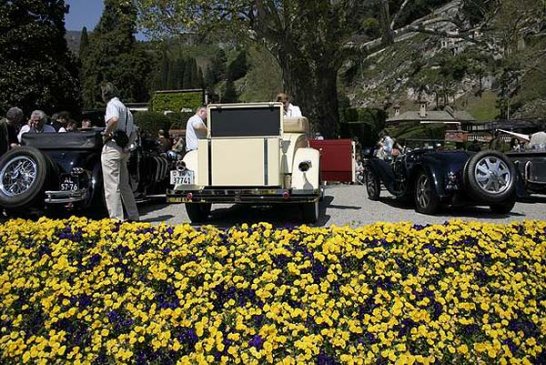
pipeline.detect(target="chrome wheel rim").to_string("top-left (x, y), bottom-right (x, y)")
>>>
top-left (416, 174), bottom-right (431, 208)
top-left (474, 156), bottom-right (511, 194)
top-left (0, 156), bottom-right (38, 197)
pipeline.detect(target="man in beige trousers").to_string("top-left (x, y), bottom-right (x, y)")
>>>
top-left (100, 82), bottom-right (139, 221)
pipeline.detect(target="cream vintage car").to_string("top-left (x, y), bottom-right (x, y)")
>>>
top-left (166, 102), bottom-right (321, 223)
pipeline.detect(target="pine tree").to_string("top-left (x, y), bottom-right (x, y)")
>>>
top-left (81, 0), bottom-right (152, 107)
top-left (0, 0), bottom-right (81, 115)
top-left (79, 27), bottom-right (89, 56)
top-left (223, 79), bottom-right (238, 103)
top-left (227, 51), bottom-right (249, 81)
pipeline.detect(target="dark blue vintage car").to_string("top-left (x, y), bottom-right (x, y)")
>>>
top-left (0, 129), bottom-right (171, 217)
top-left (364, 149), bottom-right (520, 214)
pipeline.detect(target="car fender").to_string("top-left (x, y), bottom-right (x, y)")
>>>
top-left (415, 156), bottom-right (448, 198)
top-left (365, 158), bottom-right (397, 194)
top-left (182, 150), bottom-right (199, 183)
top-left (292, 148), bottom-right (320, 192)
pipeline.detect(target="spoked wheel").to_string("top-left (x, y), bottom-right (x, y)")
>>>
top-left (414, 171), bottom-right (440, 214)
top-left (365, 169), bottom-right (380, 200)
top-left (185, 203), bottom-right (212, 223)
top-left (0, 147), bottom-right (50, 209)
top-left (464, 150), bottom-right (516, 203)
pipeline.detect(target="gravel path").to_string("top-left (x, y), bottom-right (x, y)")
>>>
top-left (139, 184), bottom-right (546, 228)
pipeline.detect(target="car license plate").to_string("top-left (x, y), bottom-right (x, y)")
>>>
top-left (60, 175), bottom-right (79, 191)
top-left (170, 170), bottom-right (194, 185)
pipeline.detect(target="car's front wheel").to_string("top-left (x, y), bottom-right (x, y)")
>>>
top-left (365, 169), bottom-right (380, 200)
top-left (414, 170), bottom-right (440, 214)
top-left (0, 147), bottom-right (51, 209)
top-left (185, 203), bottom-right (211, 223)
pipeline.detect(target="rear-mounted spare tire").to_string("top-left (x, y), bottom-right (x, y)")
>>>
top-left (0, 147), bottom-right (51, 209)
top-left (464, 150), bottom-right (516, 203)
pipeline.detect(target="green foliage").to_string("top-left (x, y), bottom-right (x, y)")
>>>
top-left (238, 45), bottom-right (282, 102)
top-left (227, 51), bottom-right (249, 81)
top-left (0, 0), bottom-right (81, 115)
top-left (149, 91), bottom-right (204, 112)
top-left (362, 17), bottom-right (381, 38)
top-left (339, 108), bottom-right (386, 147)
top-left (80, 0), bottom-right (152, 108)
top-left (79, 27), bottom-right (89, 55)
top-left (133, 111), bottom-right (171, 136)
top-left (222, 80), bottom-right (238, 103)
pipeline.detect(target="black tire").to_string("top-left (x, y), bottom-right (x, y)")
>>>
top-left (302, 201), bottom-right (319, 223)
top-left (464, 150), bottom-right (516, 203)
top-left (0, 147), bottom-right (50, 209)
top-left (490, 195), bottom-right (516, 214)
top-left (414, 170), bottom-right (440, 214)
top-left (185, 203), bottom-right (211, 223)
top-left (365, 169), bottom-right (380, 200)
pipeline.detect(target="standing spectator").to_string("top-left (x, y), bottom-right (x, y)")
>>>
top-left (100, 82), bottom-right (139, 222)
top-left (0, 107), bottom-right (24, 156)
top-left (17, 110), bottom-right (56, 143)
top-left (185, 106), bottom-right (208, 152)
top-left (276, 92), bottom-right (302, 117)
top-left (171, 134), bottom-right (185, 154)
top-left (157, 129), bottom-right (172, 153)
top-left (489, 131), bottom-right (509, 152)
top-left (467, 139), bottom-right (482, 152)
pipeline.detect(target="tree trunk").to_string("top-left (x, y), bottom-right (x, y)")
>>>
top-left (279, 58), bottom-right (339, 139)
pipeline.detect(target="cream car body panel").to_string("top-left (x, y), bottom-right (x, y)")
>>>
top-left (167, 103), bottom-right (321, 223)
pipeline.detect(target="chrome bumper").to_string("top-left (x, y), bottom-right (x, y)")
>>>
top-left (44, 189), bottom-right (89, 204)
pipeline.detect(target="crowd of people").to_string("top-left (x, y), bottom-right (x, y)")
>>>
top-left (0, 107), bottom-right (95, 158)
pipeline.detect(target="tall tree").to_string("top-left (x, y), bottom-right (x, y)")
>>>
top-left (79, 27), bottom-right (89, 56)
top-left (137, 1), bottom-right (369, 137)
top-left (0, 0), bottom-right (80, 115)
top-left (81, 0), bottom-right (152, 108)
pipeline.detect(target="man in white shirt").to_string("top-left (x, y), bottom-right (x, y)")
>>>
top-left (276, 92), bottom-right (302, 117)
top-left (17, 110), bottom-right (56, 143)
top-left (100, 82), bottom-right (139, 222)
top-left (185, 106), bottom-right (208, 151)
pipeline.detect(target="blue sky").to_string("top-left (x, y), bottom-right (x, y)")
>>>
top-left (64, 0), bottom-right (104, 32)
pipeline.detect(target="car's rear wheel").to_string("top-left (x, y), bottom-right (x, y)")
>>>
top-left (464, 150), bottom-right (516, 203)
top-left (414, 170), bottom-right (440, 214)
top-left (365, 169), bottom-right (380, 200)
top-left (185, 203), bottom-right (211, 223)
top-left (0, 147), bottom-right (50, 209)
top-left (302, 201), bottom-right (319, 223)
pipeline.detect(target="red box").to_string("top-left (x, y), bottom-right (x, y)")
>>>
top-left (309, 139), bottom-right (355, 182)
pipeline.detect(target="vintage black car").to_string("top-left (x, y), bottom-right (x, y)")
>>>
top-left (0, 129), bottom-right (171, 217)
top-left (498, 130), bottom-right (546, 197)
top-left (505, 153), bottom-right (546, 197)
top-left (364, 149), bottom-right (519, 214)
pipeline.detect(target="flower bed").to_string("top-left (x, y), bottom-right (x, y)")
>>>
top-left (0, 218), bottom-right (545, 364)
